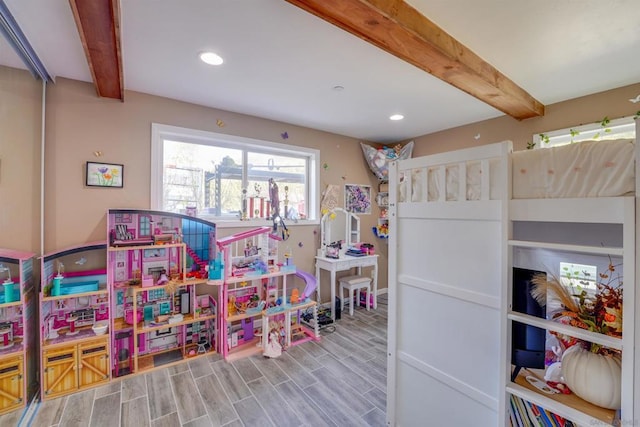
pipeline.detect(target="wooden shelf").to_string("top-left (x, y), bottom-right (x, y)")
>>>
top-left (0, 342), bottom-right (24, 358)
top-left (43, 330), bottom-right (108, 350)
top-left (137, 348), bottom-right (215, 374)
top-left (112, 317), bottom-right (132, 332)
top-left (129, 279), bottom-right (205, 294)
top-left (509, 369), bottom-right (615, 426)
top-left (135, 313), bottom-right (215, 334)
top-left (0, 300), bottom-right (23, 309)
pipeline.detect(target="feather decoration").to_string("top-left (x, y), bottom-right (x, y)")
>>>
top-left (530, 273), bottom-right (580, 313)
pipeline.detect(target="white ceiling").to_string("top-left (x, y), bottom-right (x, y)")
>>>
top-left (2, 0), bottom-right (640, 143)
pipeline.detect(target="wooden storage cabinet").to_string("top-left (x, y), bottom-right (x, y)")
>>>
top-left (78, 339), bottom-right (110, 388)
top-left (43, 337), bottom-right (110, 399)
top-left (42, 345), bottom-right (77, 399)
top-left (0, 355), bottom-right (24, 412)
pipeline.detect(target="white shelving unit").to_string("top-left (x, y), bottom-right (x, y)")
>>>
top-left (502, 196), bottom-right (636, 426)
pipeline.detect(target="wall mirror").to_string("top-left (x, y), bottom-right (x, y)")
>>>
top-left (318, 208), bottom-right (360, 257)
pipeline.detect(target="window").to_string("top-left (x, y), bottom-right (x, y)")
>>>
top-left (151, 124), bottom-right (320, 224)
top-left (533, 115), bottom-right (636, 149)
top-left (560, 262), bottom-right (597, 292)
top-left (139, 215), bottom-right (152, 237)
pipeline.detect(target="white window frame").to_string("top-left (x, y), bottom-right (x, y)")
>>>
top-left (532, 115), bottom-right (636, 149)
top-left (151, 123), bottom-right (320, 227)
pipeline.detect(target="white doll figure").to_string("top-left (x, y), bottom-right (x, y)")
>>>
top-left (263, 323), bottom-right (282, 358)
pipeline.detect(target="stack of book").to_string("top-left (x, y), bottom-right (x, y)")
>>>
top-left (509, 395), bottom-right (574, 427)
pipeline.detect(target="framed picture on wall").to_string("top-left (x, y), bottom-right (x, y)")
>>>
top-left (86, 161), bottom-right (124, 188)
top-left (344, 184), bottom-right (372, 214)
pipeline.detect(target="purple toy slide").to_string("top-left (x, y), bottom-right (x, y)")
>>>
top-left (295, 270), bottom-right (317, 300)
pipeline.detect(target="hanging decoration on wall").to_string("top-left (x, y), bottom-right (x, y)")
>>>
top-left (298, 242), bottom-right (303, 247)
top-left (93, 151), bottom-right (103, 157)
top-left (323, 163), bottom-right (329, 170)
top-left (320, 184), bottom-right (340, 214)
top-left (344, 184), bottom-right (372, 215)
top-left (86, 162), bottom-right (124, 188)
top-left (360, 141), bottom-right (414, 181)
top-left (216, 119), bottom-right (225, 127)
top-left (628, 94), bottom-right (640, 103)
top-left (474, 133), bottom-right (481, 140)
top-left (281, 131), bottom-right (289, 139)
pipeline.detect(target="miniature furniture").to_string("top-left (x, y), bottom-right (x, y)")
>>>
top-left (339, 275), bottom-right (371, 316)
top-left (215, 226), bottom-right (320, 361)
top-left (39, 242), bottom-right (110, 400)
top-left (0, 249), bottom-right (36, 415)
top-left (387, 127), bottom-right (639, 426)
top-left (107, 209), bottom-right (217, 377)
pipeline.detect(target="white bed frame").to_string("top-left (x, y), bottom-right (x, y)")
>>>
top-left (387, 124), bottom-right (639, 426)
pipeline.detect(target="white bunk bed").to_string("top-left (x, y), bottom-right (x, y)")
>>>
top-left (387, 127), bottom-right (638, 426)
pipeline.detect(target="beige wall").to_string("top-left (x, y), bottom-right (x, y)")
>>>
top-left (44, 78), bottom-right (387, 301)
top-left (0, 65), bottom-right (42, 253)
top-left (5, 73), bottom-right (639, 298)
top-left (407, 82), bottom-right (640, 156)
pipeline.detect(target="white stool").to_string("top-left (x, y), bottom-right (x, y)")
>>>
top-left (339, 275), bottom-right (371, 316)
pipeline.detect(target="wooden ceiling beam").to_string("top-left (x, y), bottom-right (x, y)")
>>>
top-left (69, 0), bottom-right (123, 100)
top-left (286, 0), bottom-right (544, 119)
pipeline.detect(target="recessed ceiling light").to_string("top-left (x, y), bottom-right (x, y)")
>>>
top-left (199, 51), bottom-right (223, 66)
top-left (390, 114), bottom-right (404, 121)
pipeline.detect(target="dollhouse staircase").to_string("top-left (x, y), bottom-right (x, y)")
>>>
top-left (185, 245), bottom-right (208, 271)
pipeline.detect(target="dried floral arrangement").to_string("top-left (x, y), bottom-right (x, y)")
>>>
top-left (530, 259), bottom-right (622, 356)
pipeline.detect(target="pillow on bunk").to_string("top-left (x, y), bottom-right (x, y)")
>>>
top-left (361, 141), bottom-right (414, 180)
top-left (512, 139), bottom-right (635, 198)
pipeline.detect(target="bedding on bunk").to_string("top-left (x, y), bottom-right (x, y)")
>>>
top-left (512, 139), bottom-right (634, 198)
top-left (400, 139), bottom-right (634, 202)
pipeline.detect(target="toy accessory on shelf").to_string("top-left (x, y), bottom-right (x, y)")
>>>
top-left (0, 324), bottom-right (13, 348)
top-left (0, 264), bottom-right (15, 302)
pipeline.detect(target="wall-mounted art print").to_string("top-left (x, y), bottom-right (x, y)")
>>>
top-left (86, 162), bottom-right (124, 188)
top-left (344, 184), bottom-right (371, 215)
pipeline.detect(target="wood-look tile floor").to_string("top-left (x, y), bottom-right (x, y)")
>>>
top-left (5, 295), bottom-right (387, 427)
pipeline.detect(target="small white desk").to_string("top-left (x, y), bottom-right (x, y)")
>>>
top-left (315, 254), bottom-right (378, 321)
